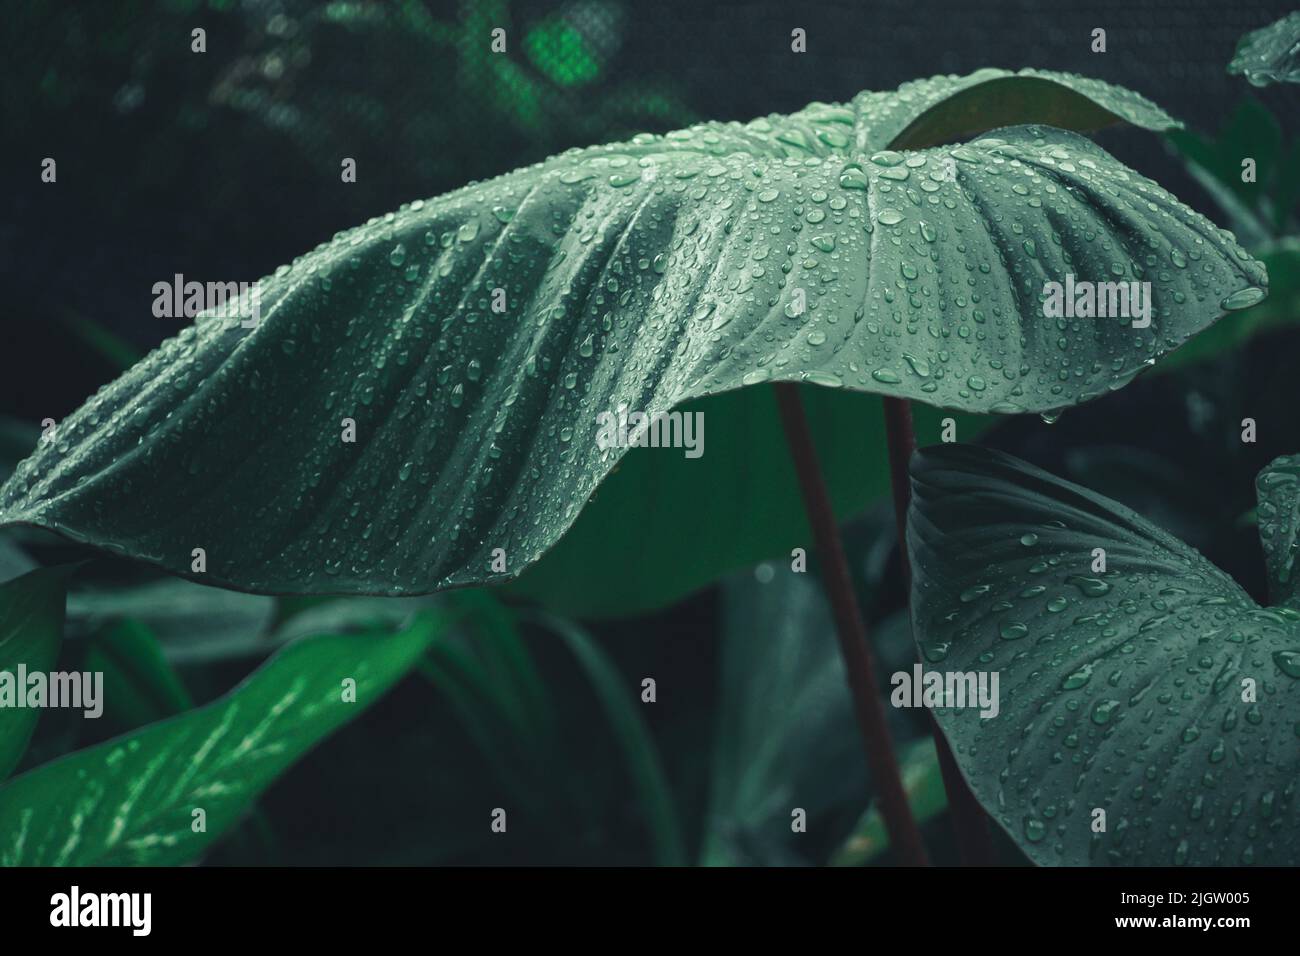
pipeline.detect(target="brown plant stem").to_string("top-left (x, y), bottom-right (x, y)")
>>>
top-left (773, 383), bottom-right (929, 867)
top-left (882, 396), bottom-right (996, 866)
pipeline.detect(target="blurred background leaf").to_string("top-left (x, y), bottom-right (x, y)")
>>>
top-left (0, 566), bottom-right (74, 779)
top-left (700, 566), bottom-right (865, 865)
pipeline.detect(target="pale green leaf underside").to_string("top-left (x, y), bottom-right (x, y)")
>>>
top-left (0, 614), bottom-right (439, 865)
top-left (1228, 12), bottom-right (1300, 87)
top-left (505, 388), bottom-right (984, 617)
top-left (66, 578), bottom-right (276, 663)
top-left (858, 68), bottom-right (1179, 149)
top-left (908, 445), bottom-right (1300, 866)
top-left (0, 72), bottom-right (1263, 599)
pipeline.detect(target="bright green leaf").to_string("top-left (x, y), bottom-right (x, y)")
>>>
top-left (523, 18), bottom-right (601, 88)
top-left (0, 612), bottom-right (442, 865)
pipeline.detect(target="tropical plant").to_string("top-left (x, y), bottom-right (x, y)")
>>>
top-left (0, 52), bottom-right (1277, 867)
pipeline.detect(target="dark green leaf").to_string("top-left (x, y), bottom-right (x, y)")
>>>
top-left (532, 611), bottom-right (685, 866)
top-left (700, 569), bottom-right (864, 865)
top-left (908, 444), bottom-right (1300, 865)
top-left (267, 595), bottom-right (434, 647)
top-left (415, 598), bottom-right (563, 823)
top-left (447, 591), bottom-right (556, 748)
top-left (0, 418), bottom-right (40, 485)
top-left (1165, 97), bottom-right (1292, 241)
top-left (0, 538), bottom-right (36, 586)
top-left (0, 566), bottom-right (75, 780)
top-left (83, 620), bottom-right (193, 730)
top-left (63, 312), bottom-right (143, 372)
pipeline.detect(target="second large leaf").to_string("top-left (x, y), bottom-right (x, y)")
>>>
top-left (0, 107), bottom-right (1265, 595)
top-left (908, 445), bottom-right (1300, 866)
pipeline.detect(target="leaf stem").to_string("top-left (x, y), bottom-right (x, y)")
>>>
top-left (773, 383), bottom-right (929, 866)
top-left (882, 396), bottom-right (996, 866)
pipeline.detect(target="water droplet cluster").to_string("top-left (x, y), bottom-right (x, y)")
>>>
top-left (0, 71), bottom-right (1267, 600)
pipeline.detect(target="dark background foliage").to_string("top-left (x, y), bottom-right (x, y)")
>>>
top-left (2, 0), bottom-right (1298, 865)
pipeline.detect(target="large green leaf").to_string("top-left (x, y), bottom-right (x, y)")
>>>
top-left (908, 444), bottom-right (1300, 866)
top-left (0, 567), bottom-right (74, 780)
top-left (0, 611), bottom-right (441, 865)
top-left (1228, 12), bottom-right (1300, 87)
top-left (0, 73), bottom-right (1263, 612)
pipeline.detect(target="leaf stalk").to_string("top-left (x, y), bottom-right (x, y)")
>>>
top-left (773, 383), bottom-right (929, 866)
top-left (882, 396), bottom-right (995, 866)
